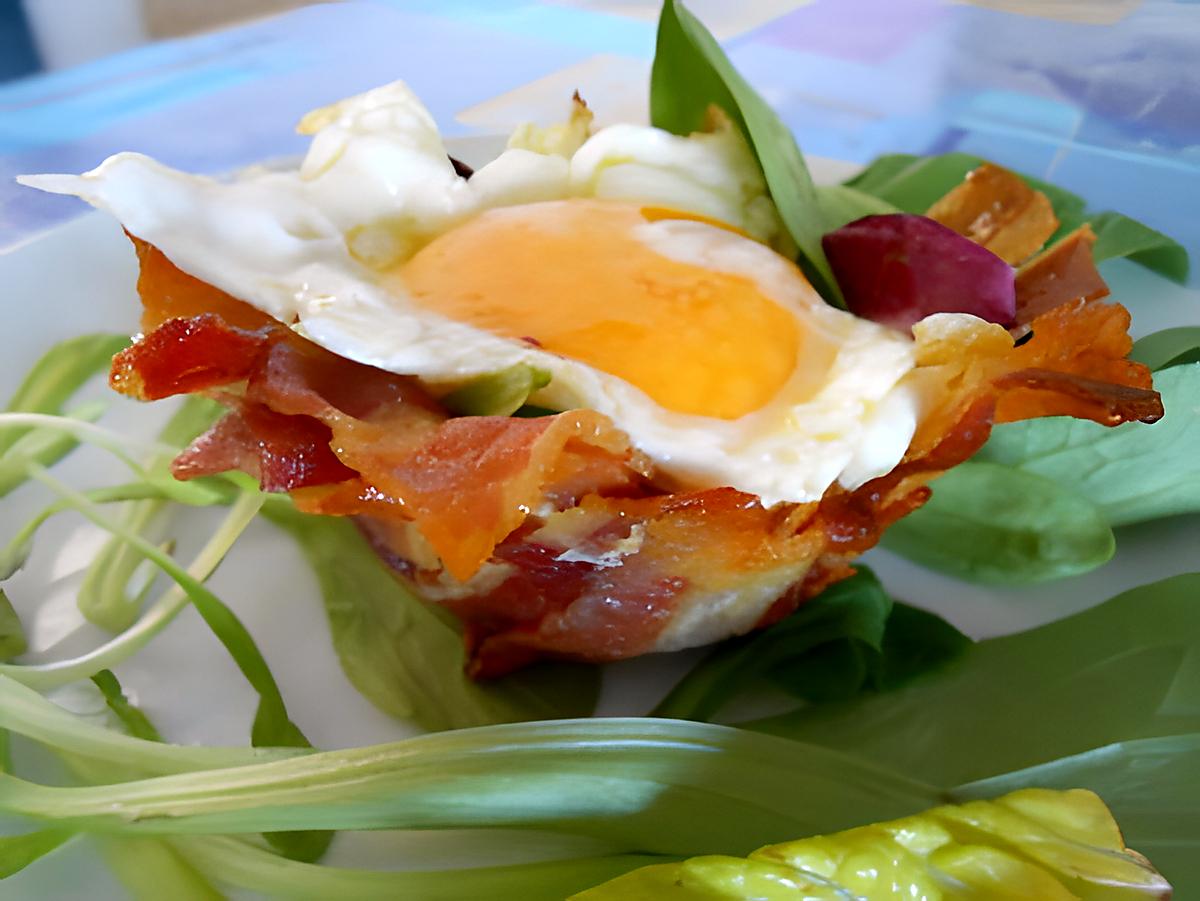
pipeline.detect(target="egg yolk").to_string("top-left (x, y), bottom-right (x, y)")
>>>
top-left (399, 199), bottom-right (813, 419)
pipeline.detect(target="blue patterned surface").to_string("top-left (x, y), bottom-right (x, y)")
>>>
top-left (2, 0), bottom-right (1197, 275)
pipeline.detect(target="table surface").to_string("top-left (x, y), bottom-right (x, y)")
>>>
top-left (2, 0), bottom-right (1198, 274)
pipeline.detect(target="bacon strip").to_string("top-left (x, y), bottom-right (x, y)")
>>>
top-left (111, 233), bottom-right (1161, 676)
top-left (1014, 226), bottom-right (1110, 326)
top-left (925, 163), bottom-right (1058, 265)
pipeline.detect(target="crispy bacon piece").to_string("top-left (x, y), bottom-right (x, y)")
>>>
top-left (132, 237), bottom-right (276, 333)
top-left (174, 401), bottom-right (358, 492)
top-left (1014, 226), bottom-right (1110, 326)
top-left (110, 314), bottom-right (274, 401)
top-left (925, 163), bottom-right (1059, 265)
top-left (111, 233), bottom-right (1161, 677)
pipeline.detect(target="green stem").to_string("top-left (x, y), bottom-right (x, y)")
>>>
top-left (0, 491), bottom-right (262, 690)
top-left (0, 413), bottom-right (176, 471)
top-left (172, 835), bottom-right (663, 901)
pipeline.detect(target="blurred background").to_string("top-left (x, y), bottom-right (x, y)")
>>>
top-left (2, 0), bottom-right (1196, 263)
top-left (2, 1), bottom-right (314, 78)
top-left (0, 0), bottom-right (1165, 81)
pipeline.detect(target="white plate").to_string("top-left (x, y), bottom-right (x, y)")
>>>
top-left (2, 142), bottom-right (1198, 899)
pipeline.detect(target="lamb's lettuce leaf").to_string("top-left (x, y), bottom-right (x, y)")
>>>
top-left (880, 461), bottom-right (1115, 583)
top-left (1131, 326), bottom-right (1200, 370)
top-left (884, 361), bottom-right (1199, 580)
top-left (653, 567), bottom-right (967, 721)
top-left (263, 506), bottom-right (599, 732)
top-left (976, 363), bottom-right (1200, 527)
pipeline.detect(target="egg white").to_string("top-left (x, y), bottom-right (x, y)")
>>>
top-left (21, 80), bottom-right (946, 507)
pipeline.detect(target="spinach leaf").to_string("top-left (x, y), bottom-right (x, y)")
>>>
top-left (1090, 210), bottom-right (1190, 281)
top-left (881, 461), bottom-right (1115, 583)
top-left (845, 152), bottom-right (989, 214)
top-left (653, 567), bottom-right (967, 720)
top-left (978, 363), bottom-right (1200, 527)
top-left (747, 573), bottom-right (1200, 788)
top-left (845, 152), bottom-right (1086, 230)
top-left (1131, 326), bottom-right (1200, 370)
top-left (845, 152), bottom-right (1187, 280)
top-left (263, 505), bottom-right (599, 732)
top-left (812, 183), bottom-right (899, 231)
top-left (651, 0), bottom-right (840, 302)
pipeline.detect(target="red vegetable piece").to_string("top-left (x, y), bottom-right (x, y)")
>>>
top-left (822, 214), bottom-right (1016, 332)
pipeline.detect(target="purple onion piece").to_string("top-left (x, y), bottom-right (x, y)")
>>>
top-left (822, 213), bottom-right (1016, 332)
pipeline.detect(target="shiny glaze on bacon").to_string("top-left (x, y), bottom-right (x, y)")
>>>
top-left (110, 236), bottom-right (1161, 677)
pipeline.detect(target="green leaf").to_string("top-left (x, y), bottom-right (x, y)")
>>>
top-left (1090, 211), bottom-right (1189, 282)
top-left (24, 470), bottom-right (330, 862)
top-left (1130, 326), bottom-right (1200, 371)
top-left (0, 827), bottom-right (75, 878)
top-left (843, 151), bottom-right (1088, 233)
top-left (977, 363), bottom-right (1200, 527)
top-left (1, 333), bottom-right (129, 454)
top-left (881, 461), bottom-right (1115, 583)
top-left (871, 602), bottom-right (971, 691)
top-left (812, 183), bottom-right (899, 231)
top-left (746, 574), bottom-right (1200, 787)
top-left (90, 670), bottom-right (163, 743)
top-left (655, 569), bottom-right (968, 721)
top-left (173, 835), bottom-right (666, 901)
top-left (650, 0), bottom-right (840, 302)
top-left (77, 397), bottom-right (225, 633)
top-left (0, 590), bottom-right (25, 661)
top-left (441, 365), bottom-right (552, 417)
top-left (845, 152), bottom-right (1187, 279)
top-left (77, 503), bottom-right (168, 633)
top-left (0, 719), bottom-right (939, 856)
top-left (0, 400), bottom-right (106, 499)
top-left (1, 713), bottom-right (1193, 890)
top-left (654, 569), bottom-right (890, 720)
top-left (844, 152), bottom-right (987, 214)
top-left (263, 505), bottom-right (599, 732)
top-left (0, 490), bottom-right (259, 692)
top-left (0, 674), bottom-right (302, 775)
top-left (97, 836), bottom-right (226, 901)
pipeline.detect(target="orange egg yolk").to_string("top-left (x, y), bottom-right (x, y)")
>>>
top-left (399, 199), bottom-right (812, 420)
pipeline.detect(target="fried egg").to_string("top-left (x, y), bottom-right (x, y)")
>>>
top-left (22, 81), bottom-right (943, 506)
